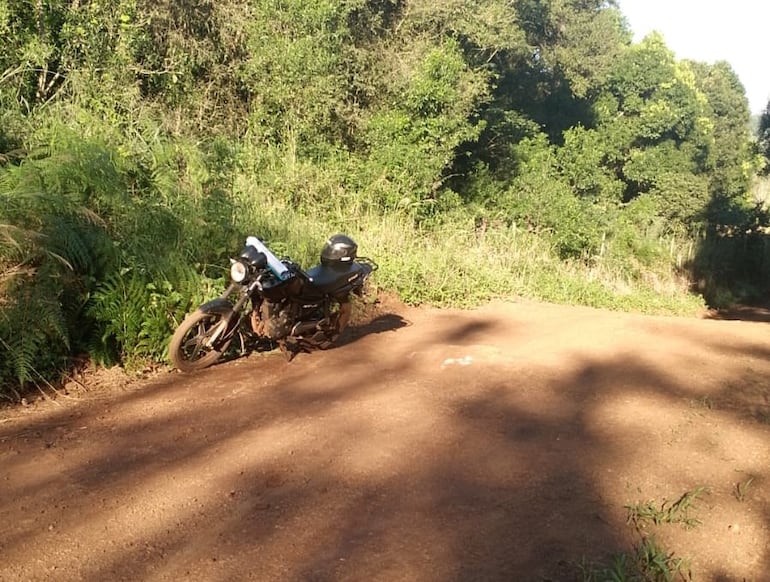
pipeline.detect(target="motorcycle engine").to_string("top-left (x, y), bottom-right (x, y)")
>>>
top-left (258, 300), bottom-right (295, 339)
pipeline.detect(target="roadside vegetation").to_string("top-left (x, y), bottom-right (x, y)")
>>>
top-left (1, 0), bottom-right (769, 396)
top-left (579, 487), bottom-right (711, 581)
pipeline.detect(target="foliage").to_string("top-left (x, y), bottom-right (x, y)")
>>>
top-left (580, 487), bottom-right (709, 581)
top-left (0, 120), bottom-right (236, 387)
top-left (758, 99), bottom-right (770, 175)
top-left (0, 0), bottom-right (765, 397)
top-left (733, 477), bottom-right (754, 502)
top-left (689, 61), bottom-right (753, 201)
top-left (0, 138), bottom-right (119, 386)
top-left (580, 535), bottom-right (692, 582)
top-left (625, 487), bottom-right (709, 531)
top-left (499, 134), bottom-right (609, 259)
top-left (360, 38), bottom-right (489, 209)
top-left (240, 0), bottom-right (358, 149)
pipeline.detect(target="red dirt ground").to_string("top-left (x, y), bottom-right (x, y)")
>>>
top-left (1, 298), bottom-right (769, 581)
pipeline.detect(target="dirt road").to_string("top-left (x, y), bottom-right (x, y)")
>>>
top-left (1, 299), bottom-right (769, 581)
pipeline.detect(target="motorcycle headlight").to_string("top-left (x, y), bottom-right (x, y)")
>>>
top-left (230, 260), bottom-right (248, 283)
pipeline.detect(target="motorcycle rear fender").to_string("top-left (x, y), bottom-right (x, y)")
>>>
top-left (331, 266), bottom-right (372, 299)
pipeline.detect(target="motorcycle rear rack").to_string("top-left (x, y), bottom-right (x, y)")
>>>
top-left (356, 256), bottom-right (378, 271)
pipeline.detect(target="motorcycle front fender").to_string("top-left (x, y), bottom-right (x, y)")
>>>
top-left (198, 298), bottom-right (235, 316)
top-left (196, 297), bottom-right (244, 345)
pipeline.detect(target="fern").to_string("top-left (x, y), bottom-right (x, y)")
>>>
top-left (0, 125), bottom-right (242, 386)
top-left (88, 271), bottom-right (149, 360)
top-left (0, 323), bottom-right (45, 387)
top-left (87, 269), bottom-right (213, 367)
top-left (42, 213), bottom-right (116, 280)
top-left (135, 280), bottom-right (183, 361)
top-left (0, 282), bottom-right (70, 389)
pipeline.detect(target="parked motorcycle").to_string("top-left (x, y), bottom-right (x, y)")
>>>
top-left (169, 234), bottom-right (377, 372)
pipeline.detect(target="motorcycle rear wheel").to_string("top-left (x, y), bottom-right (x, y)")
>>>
top-left (319, 299), bottom-right (352, 349)
top-left (169, 309), bottom-right (233, 372)
top-left (333, 299), bottom-right (352, 336)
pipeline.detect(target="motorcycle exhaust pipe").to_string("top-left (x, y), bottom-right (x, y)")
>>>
top-left (291, 320), bottom-right (320, 337)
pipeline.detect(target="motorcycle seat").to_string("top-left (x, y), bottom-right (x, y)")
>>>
top-left (305, 262), bottom-right (363, 295)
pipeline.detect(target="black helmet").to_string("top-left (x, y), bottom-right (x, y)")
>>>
top-left (321, 234), bottom-right (358, 267)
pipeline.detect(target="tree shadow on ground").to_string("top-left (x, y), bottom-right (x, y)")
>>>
top-left (706, 304), bottom-right (770, 323)
top-left (338, 312), bottom-right (411, 347)
top-left (1, 306), bottom-right (769, 581)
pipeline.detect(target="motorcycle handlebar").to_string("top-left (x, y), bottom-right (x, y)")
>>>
top-left (245, 236), bottom-right (291, 281)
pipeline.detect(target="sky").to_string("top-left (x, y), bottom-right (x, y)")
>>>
top-left (616, 0), bottom-right (769, 114)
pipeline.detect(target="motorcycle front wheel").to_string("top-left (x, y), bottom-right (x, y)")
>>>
top-left (169, 309), bottom-right (233, 372)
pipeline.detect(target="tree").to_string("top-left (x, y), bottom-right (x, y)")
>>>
top-left (689, 60), bottom-right (753, 204)
top-left (506, 0), bottom-right (630, 136)
top-left (758, 99), bottom-right (770, 175)
top-left (590, 35), bottom-right (714, 226)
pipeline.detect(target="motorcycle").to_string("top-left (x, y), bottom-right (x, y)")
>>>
top-left (169, 234), bottom-right (377, 372)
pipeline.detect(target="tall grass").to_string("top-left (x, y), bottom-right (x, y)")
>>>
top-left (231, 180), bottom-right (706, 316)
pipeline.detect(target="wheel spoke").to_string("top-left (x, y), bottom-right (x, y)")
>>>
top-left (180, 316), bottom-right (223, 361)
top-left (170, 309), bottom-right (235, 372)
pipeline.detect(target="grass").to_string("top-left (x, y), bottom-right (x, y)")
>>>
top-left (232, 188), bottom-right (708, 316)
top-left (689, 395), bottom-right (714, 410)
top-left (733, 477), bottom-right (754, 502)
top-left (625, 487), bottom-right (709, 531)
top-left (579, 535), bottom-right (692, 582)
top-left (581, 488), bottom-right (708, 581)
